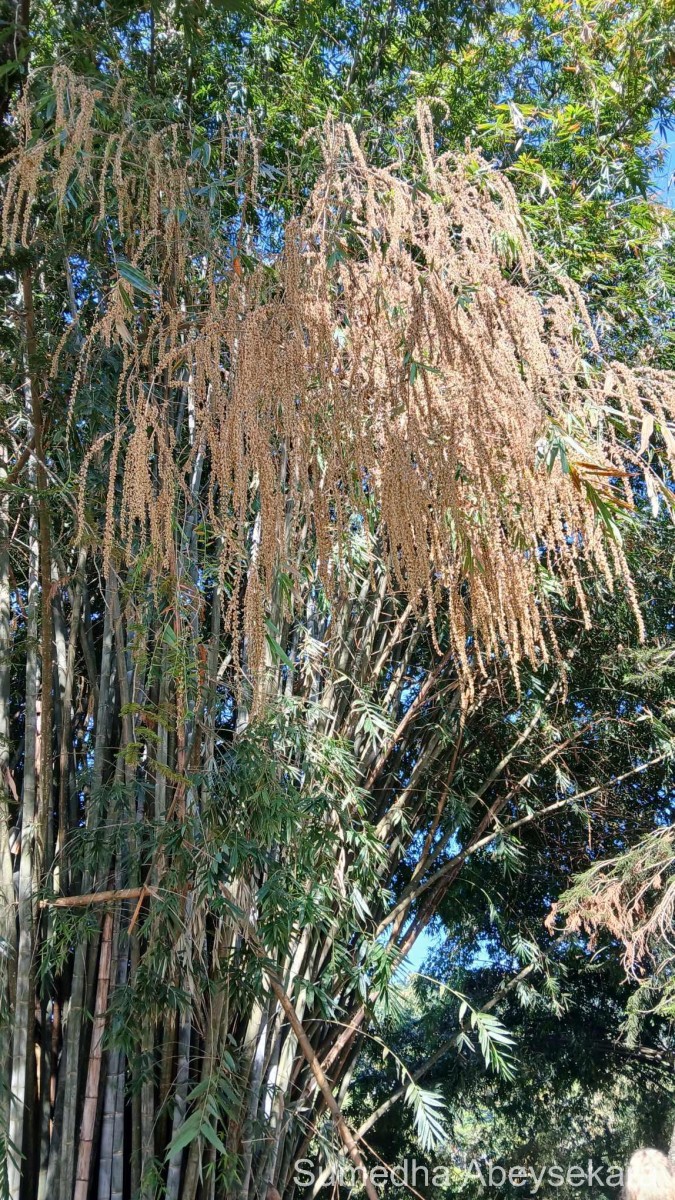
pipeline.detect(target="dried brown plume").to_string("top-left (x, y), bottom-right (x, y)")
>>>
top-left (3, 70), bottom-right (675, 700)
top-left (546, 825), bottom-right (675, 982)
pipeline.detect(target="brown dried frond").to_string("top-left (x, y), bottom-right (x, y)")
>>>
top-left (4, 72), bottom-right (675, 700)
top-left (547, 825), bottom-right (675, 979)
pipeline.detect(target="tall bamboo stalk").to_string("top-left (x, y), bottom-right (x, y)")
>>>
top-left (0, 442), bottom-right (15, 1123)
top-left (57, 570), bottom-right (116, 1200)
top-left (7, 522), bottom-right (37, 1199)
top-left (74, 912), bottom-right (113, 1200)
top-left (8, 276), bottom-right (42, 1200)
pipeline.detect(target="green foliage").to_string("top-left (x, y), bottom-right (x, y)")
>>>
top-left (2, 4), bottom-right (675, 1199)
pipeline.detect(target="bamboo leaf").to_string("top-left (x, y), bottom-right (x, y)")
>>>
top-left (200, 1120), bottom-right (228, 1155)
top-left (117, 259), bottom-right (156, 297)
top-left (165, 1112), bottom-right (203, 1159)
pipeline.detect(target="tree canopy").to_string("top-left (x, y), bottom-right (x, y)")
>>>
top-left (1, 3), bottom-right (674, 1200)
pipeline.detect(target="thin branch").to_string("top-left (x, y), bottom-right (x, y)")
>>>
top-left (380, 752), bottom-right (668, 933)
top-left (39, 886), bottom-right (157, 909)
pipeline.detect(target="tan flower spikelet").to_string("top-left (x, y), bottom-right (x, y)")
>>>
top-left (4, 72), bottom-right (675, 700)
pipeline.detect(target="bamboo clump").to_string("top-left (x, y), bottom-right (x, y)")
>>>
top-left (2, 68), bottom-right (675, 1200)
